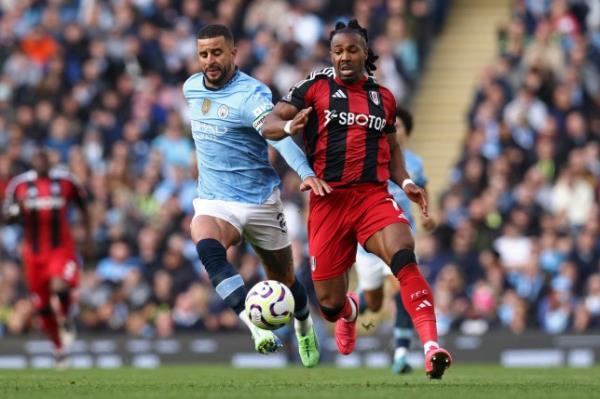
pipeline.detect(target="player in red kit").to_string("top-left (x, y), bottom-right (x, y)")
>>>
top-left (262, 20), bottom-right (452, 379)
top-left (2, 148), bottom-right (91, 367)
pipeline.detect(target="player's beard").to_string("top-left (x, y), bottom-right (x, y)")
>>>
top-left (204, 63), bottom-right (230, 87)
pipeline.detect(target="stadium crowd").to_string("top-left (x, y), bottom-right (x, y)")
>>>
top-left (0, 0), bottom-right (598, 342)
top-left (431, 0), bottom-right (600, 335)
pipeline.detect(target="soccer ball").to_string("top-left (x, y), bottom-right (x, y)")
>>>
top-left (245, 280), bottom-right (295, 330)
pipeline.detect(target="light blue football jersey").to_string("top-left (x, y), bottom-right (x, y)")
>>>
top-left (389, 148), bottom-right (427, 228)
top-left (183, 70), bottom-right (285, 204)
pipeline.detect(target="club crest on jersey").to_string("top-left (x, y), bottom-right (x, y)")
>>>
top-left (217, 104), bottom-right (229, 119)
top-left (201, 98), bottom-right (211, 114)
top-left (369, 91), bottom-right (380, 106)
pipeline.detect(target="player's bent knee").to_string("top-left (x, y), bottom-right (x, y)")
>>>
top-left (320, 303), bottom-right (345, 322)
top-left (50, 278), bottom-right (69, 293)
top-left (390, 249), bottom-right (417, 276)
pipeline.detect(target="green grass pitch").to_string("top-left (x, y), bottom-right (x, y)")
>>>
top-left (0, 365), bottom-right (598, 399)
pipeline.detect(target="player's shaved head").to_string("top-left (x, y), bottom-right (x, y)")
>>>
top-left (31, 147), bottom-right (51, 177)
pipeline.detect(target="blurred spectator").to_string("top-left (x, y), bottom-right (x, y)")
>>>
top-left (96, 240), bottom-right (142, 284)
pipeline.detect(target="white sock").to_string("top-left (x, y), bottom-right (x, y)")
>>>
top-left (239, 311), bottom-right (258, 333)
top-left (343, 296), bottom-right (358, 322)
top-left (294, 315), bottom-right (314, 336)
top-left (423, 340), bottom-right (439, 354)
top-left (394, 347), bottom-right (408, 360)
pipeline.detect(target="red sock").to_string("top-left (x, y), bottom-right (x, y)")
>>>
top-left (39, 312), bottom-right (62, 350)
top-left (339, 294), bottom-right (357, 321)
top-left (396, 264), bottom-right (438, 344)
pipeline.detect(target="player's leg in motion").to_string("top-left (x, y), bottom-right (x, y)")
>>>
top-left (192, 215), bottom-right (281, 354)
top-left (391, 290), bottom-right (414, 374)
top-left (355, 246), bottom-right (386, 318)
top-left (313, 274), bottom-right (359, 355)
top-left (365, 222), bottom-right (452, 379)
top-left (50, 277), bottom-right (77, 350)
top-left (49, 253), bottom-right (80, 351)
top-left (254, 245), bottom-right (320, 367)
top-left (355, 249), bottom-right (413, 374)
top-left (355, 248), bottom-right (385, 336)
top-left (25, 254), bottom-right (66, 367)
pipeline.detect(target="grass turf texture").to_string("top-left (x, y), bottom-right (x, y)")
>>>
top-left (0, 365), bottom-right (597, 399)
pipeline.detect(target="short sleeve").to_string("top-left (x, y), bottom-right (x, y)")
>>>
top-left (242, 84), bottom-right (274, 133)
top-left (280, 77), bottom-right (315, 111)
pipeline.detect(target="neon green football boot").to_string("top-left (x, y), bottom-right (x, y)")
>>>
top-left (251, 327), bottom-right (283, 354)
top-left (296, 326), bottom-right (320, 368)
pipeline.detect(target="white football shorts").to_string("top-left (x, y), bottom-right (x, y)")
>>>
top-left (192, 188), bottom-right (290, 251)
top-left (355, 245), bottom-right (392, 291)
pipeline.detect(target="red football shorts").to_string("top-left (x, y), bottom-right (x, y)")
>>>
top-left (23, 246), bottom-right (80, 310)
top-left (308, 182), bottom-right (410, 281)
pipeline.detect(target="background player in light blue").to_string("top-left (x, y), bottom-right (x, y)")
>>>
top-left (183, 24), bottom-right (330, 367)
top-left (354, 107), bottom-right (435, 374)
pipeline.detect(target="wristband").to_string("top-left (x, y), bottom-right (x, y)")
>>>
top-left (283, 120), bottom-right (293, 135)
top-left (401, 178), bottom-right (415, 191)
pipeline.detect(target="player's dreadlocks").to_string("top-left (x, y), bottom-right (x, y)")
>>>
top-left (329, 19), bottom-right (378, 76)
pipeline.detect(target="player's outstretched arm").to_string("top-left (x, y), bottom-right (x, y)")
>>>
top-left (267, 138), bottom-right (332, 196)
top-left (387, 134), bottom-right (429, 218)
top-left (262, 102), bottom-right (312, 140)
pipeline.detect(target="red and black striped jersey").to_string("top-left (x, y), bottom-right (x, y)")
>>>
top-left (281, 67), bottom-right (397, 186)
top-left (2, 168), bottom-right (86, 253)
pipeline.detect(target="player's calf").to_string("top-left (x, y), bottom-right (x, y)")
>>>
top-left (38, 305), bottom-right (63, 351)
top-left (197, 239), bottom-right (247, 315)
